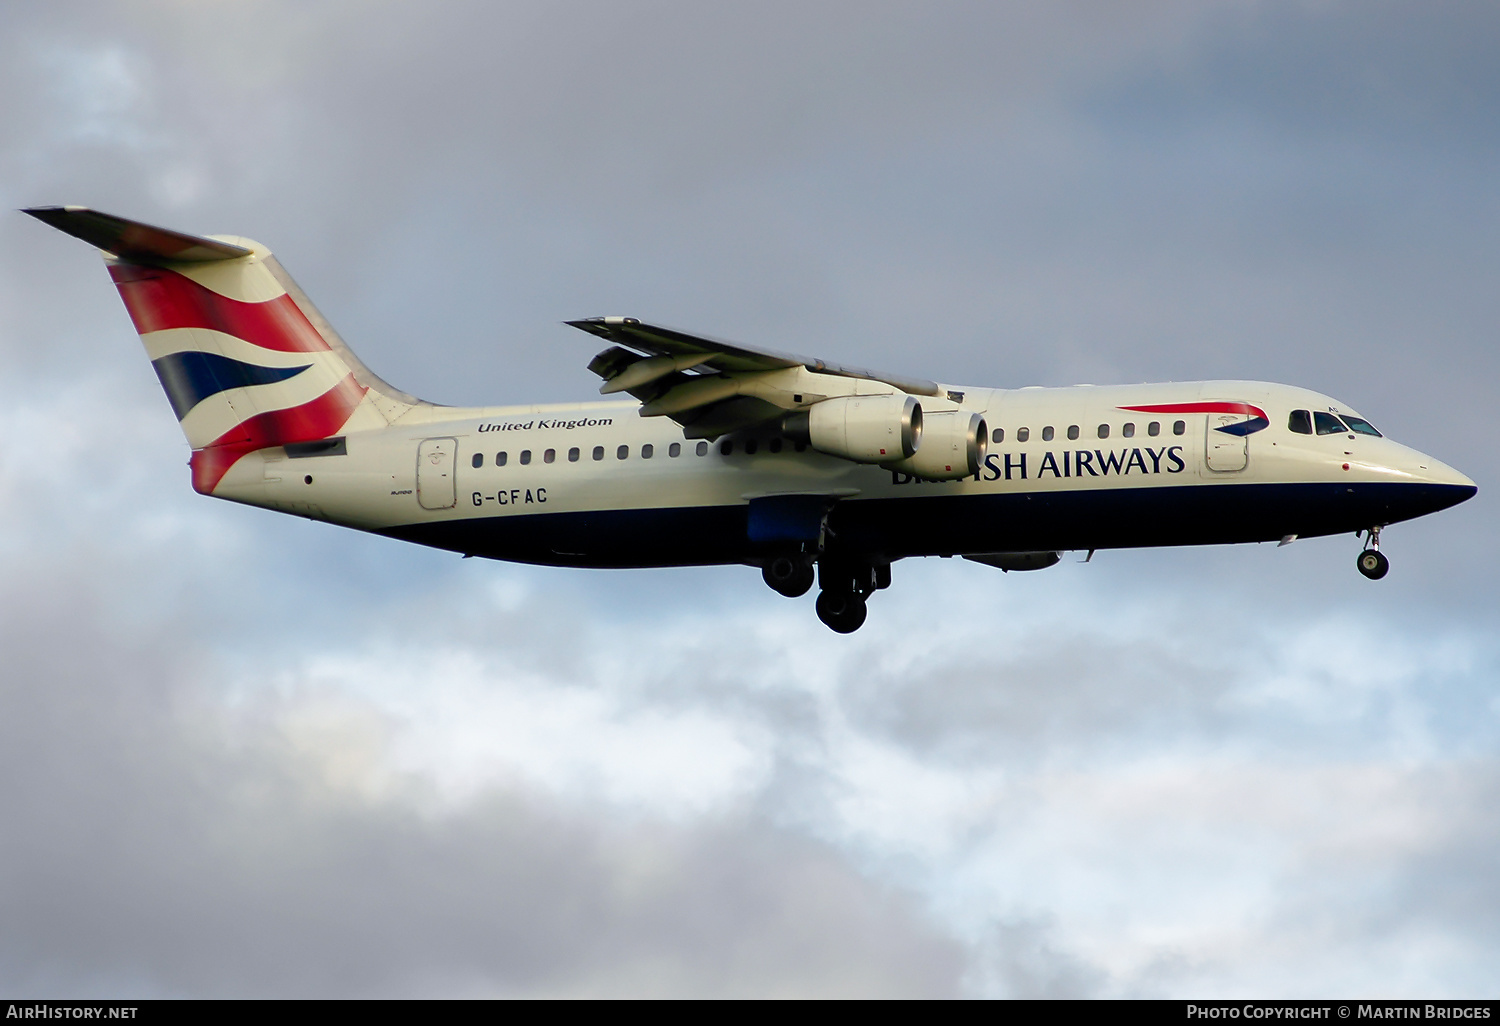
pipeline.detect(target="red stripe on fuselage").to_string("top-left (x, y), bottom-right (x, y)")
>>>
top-left (1119, 401), bottom-right (1268, 420)
top-left (189, 374), bottom-right (366, 494)
top-left (109, 263), bottom-right (331, 353)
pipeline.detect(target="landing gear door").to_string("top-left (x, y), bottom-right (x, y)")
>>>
top-left (1205, 414), bottom-right (1249, 472)
top-left (417, 437), bottom-right (458, 509)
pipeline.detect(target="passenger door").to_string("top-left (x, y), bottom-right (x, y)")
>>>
top-left (417, 437), bottom-right (458, 509)
top-left (1205, 414), bottom-right (1249, 472)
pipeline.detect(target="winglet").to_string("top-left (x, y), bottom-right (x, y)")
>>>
top-left (21, 206), bottom-right (252, 262)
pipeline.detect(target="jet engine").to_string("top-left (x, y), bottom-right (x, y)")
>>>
top-left (785, 394), bottom-right (922, 464)
top-left (883, 410), bottom-right (987, 480)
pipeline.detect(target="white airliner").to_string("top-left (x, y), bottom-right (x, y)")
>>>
top-left (25, 207), bottom-right (1477, 632)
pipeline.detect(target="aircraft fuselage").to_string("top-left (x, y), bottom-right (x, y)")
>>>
top-left (219, 380), bottom-right (1473, 568)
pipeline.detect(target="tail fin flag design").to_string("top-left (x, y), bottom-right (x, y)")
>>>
top-left (151, 351), bottom-right (312, 421)
top-left (22, 207), bottom-right (423, 494)
top-left (106, 258), bottom-right (369, 492)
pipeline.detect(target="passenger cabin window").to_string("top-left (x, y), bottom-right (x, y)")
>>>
top-left (1288, 410), bottom-right (1313, 434)
top-left (669, 442), bottom-right (681, 457)
top-left (520, 450), bottom-right (532, 465)
top-left (1041, 426), bottom-right (1054, 442)
top-left (1173, 420), bottom-right (1185, 435)
top-left (1067, 425), bottom-right (1079, 440)
top-left (1017, 427), bottom-right (1030, 442)
top-left (592, 446), bottom-right (605, 461)
top-left (720, 441), bottom-right (733, 455)
top-left (496, 451), bottom-right (508, 466)
top-left (617, 445), bottom-right (629, 460)
top-left (472, 453), bottom-right (484, 468)
top-left (568, 447), bottom-right (580, 462)
top-left (543, 448), bottom-right (555, 464)
top-left (1314, 412), bottom-right (1346, 436)
top-left (1122, 423), bottom-right (1135, 438)
top-left (642, 443), bottom-right (654, 459)
top-left (991, 427), bottom-right (1004, 443)
top-left (1148, 422), bottom-right (1160, 437)
top-left (745, 440), bottom-right (758, 455)
top-left (769, 439), bottom-right (782, 453)
top-left (1097, 424), bottom-right (1110, 439)
top-left (697, 441), bottom-right (709, 456)
top-left (1342, 416), bottom-right (1382, 437)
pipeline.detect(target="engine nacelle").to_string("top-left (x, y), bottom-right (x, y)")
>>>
top-left (883, 410), bottom-right (986, 480)
top-left (789, 394), bottom-right (922, 464)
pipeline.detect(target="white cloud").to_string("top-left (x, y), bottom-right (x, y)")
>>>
top-left (171, 554), bottom-right (1497, 995)
top-left (254, 645), bottom-right (775, 816)
top-left (35, 42), bottom-right (151, 150)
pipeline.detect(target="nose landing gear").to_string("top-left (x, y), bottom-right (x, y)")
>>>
top-left (1357, 526), bottom-right (1390, 580)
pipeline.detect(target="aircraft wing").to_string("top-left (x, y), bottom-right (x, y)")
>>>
top-left (567, 316), bottom-right (941, 439)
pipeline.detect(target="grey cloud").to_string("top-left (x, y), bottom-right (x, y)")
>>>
top-left (0, 561), bottom-right (964, 998)
top-left (1089, 1), bottom-right (1500, 151)
top-left (2, 0), bottom-right (1498, 997)
top-left (1383, 765), bottom-right (1500, 948)
top-left (837, 633), bottom-right (1225, 765)
top-left (7, 0), bottom-right (1495, 476)
top-left (967, 919), bottom-right (1108, 998)
top-left (836, 586), bottom-right (1498, 770)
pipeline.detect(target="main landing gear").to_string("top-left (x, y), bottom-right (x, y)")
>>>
top-left (814, 559), bottom-right (889, 633)
top-left (1357, 526), bottom-right (1390, 580)
top-left (815, 588), bottom-right (866, 634)
top-left (760, 551), bottom-right (890, 633)
top-left (762, 553), bottom-right (815, 598)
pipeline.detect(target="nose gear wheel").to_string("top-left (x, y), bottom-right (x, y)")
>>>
top-left (1357, 526), bottom-right (1389, 580)
top-left (1358, 549), bottom-right (1389, 580)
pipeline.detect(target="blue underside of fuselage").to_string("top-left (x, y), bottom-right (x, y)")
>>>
top-left (376, 481), bottom-right (1476, 569)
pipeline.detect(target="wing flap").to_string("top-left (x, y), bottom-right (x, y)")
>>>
top-left (676, 397), bottom-right (788, 440)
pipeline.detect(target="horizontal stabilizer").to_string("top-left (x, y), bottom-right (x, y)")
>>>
top-left (21, 206), bottom-right (252, 262)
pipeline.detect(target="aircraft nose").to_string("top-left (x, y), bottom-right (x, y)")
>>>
top-left (1416, 455), bottom-right (1476, 492)
top-left (1359, 439), bottom-right (1478, 524)
top-left (1405, 450), bottom-right (1477, 512)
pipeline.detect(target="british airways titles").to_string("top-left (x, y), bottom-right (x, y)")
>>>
top-left (894, 444), bottom-right (1187, 485)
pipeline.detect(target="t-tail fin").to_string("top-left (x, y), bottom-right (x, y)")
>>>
top-left (23, 206), bottom-right (430, 494)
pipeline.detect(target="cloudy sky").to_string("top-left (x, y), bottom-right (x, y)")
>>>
top-left (1, 0), bottom-right (1496, 998)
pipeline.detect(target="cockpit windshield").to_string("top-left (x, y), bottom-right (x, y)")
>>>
top-left (1313, 412), bottom-right (1346, 435)
top-left (1341, 415), bottom-right (1382, 437)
